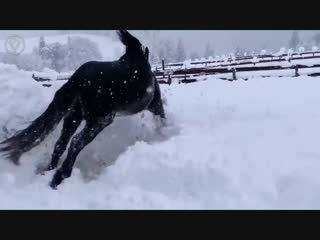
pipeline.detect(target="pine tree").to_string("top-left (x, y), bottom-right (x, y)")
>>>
top-left (162, 39), bottom-right (176, 63)
top-left (234, 46), bottom-right (244, 57)
top-left (190, 52), bottom-right (199, 61)
top-left (157, 48), bottom-right (166, 63)
top-left (150, 51), bottom-right (160, 64)
top-left (289, 31), bottom-right (301, 51)
top-left (175, 39), bottom-right (186, 62)
top-left (204, 43), bottom-right (215, 58)
top-left (313, 31), bottom-right (320, 46)
top-left (38, 36), bottom-right (46, 55)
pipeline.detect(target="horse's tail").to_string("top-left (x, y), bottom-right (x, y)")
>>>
top-left (0, 78), bottom-right (78, 165)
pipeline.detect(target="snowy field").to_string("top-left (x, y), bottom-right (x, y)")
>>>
top-left (1, 63), bottom-right (320, 209)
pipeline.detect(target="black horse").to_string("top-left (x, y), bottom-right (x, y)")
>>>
top-left (0, 30), bottom-right (166, 189)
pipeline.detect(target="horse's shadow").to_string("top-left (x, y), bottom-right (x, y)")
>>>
top-left (50, 111), bottom-right (179, 181)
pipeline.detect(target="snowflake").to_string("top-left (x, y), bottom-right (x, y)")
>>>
top-left (146, 87), bottom-right (153, 93)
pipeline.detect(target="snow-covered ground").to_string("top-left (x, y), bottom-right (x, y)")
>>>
top-left (1, 62), bottom-right (320, 209)
top-left (213, 67), bottom-right (320, 80)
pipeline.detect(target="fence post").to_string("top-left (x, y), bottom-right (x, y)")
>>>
top-left (295, 65), bottom-right (299, 77)
top-left (232, 68), bottom-right (237, 81)
top-left (162, 59), bottom-right (165, 71)
top-left (168, 75), bottom-right (172, 85)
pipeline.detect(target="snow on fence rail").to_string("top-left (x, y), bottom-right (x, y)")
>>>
top-left (32, 49), bottom-right (320, 87)
top-left (153, 49), bottom-right (320, 83)
top-left (154, 50), bottom-right (320, 70)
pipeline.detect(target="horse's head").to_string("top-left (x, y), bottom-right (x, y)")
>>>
top-left (117, 30), bottom-right (150, 65)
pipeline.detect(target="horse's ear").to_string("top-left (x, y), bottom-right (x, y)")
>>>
top-left (144, 47), bottom-right (149, 60)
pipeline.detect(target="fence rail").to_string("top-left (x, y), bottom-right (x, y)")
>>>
top-left (154, 50), bottom-right (320, 70)
top-left (32, 49), bottom-right (320, 87)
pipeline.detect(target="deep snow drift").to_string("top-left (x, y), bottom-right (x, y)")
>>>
top-left (1, 63), bottom-right (320, 209)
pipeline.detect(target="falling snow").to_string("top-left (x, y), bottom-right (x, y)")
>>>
top-left (146, 87), bottom-right (153, 93)
top-left (2, 59), bottom-right (320, 209)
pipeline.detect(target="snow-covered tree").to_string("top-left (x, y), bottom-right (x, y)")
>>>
top-left (46, 42), bottom-right (68, 72)
top-left (189, 52), bottom-right (199, 61)
top-left (175, 39), bottom-right (187, 62)
top-left (64, 36), bottom-right (102, 71)
top-left (288, 48), bottom-right (294, 57)
top-left (208, 56), bottom-right (214, 61)
top-left (157, 48), bottom-right (166, 63)
top-left (298, 46), bottom-right (305, 53)
top-left (313, 32), bottom-right (320, 46)
top-left (289, 31), bottom-right (301, 51)
top-left (162, 39), bottom-right (176, 63)
top-left (204, 43), bottom-right (215, 58)
top-left (31, 36), bottom-right (102, 72)
top-left (260, 49), bottom-right (267, 55)
top-left (234, 46), bottom-right (246, 57)
top-left (0, 51), bottom-right (52, 72)
top-left (39, 36), bottom-right (45, 53)
top-left (149, 51), bottom-right (160, 64)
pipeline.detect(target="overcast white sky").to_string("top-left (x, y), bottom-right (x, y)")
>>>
top-left (159, 30), bottom-right (316, 54)
top-left (0, 30), bottom-right (317, 55)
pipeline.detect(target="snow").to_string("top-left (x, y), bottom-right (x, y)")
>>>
top-left (274, 47), bottom-right (286, 56)
top-left (260, 50), bottom-right (267, 55)
top-left (182, 59), bottom-right (192, 69)
top-left (212, 67), bottom-right (320, 80)
top-left (157, 54), bottom-right (320, 73)
top-left (1, 63), bottom-right (320, 209)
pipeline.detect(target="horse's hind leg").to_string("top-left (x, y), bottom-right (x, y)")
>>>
top-left (38, 102), bottom-right (83, 174)
top-left (49, 115), bottom-right (114, 189)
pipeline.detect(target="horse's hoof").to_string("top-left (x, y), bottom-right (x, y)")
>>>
top-left (49, 170), bottom-right (66, 189)
top-left (12, 158), bottom-right (20, 166)
top-left (49, 176), bottom-right (60, 189)
top-left (49, 182), bottom-right (58, 190)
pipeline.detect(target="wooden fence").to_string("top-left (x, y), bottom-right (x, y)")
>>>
top-left (32, 50), bottom-right (320, 87)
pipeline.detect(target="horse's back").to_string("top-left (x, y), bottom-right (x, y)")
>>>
top-left (73, 60), bottom-right (156, 118)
